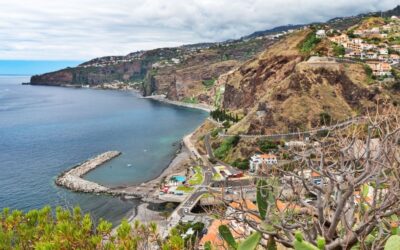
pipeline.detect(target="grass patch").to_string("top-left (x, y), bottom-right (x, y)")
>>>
top-left (363, 64), bottom-right (375, 84)
top-left (182, 97), bottom-right (199, 104)
top-left (212, 172), bottom-right (223, 181)
top-left (188, 166), bottom-right (203, 185)
top-left (202, 78), bottom-right (216, 88)
top-left (176, 186), bottom-right (195, 192)
top-left (202, 193), bottom-right (213, 198)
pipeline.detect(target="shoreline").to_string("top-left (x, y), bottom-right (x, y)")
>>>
top-left (142, 94), bottom-right (213, 113)
top-left (24, 82), bottom-right (213, 113)
top-left (33, 82), bottom-right (209, 225)
top-left (111, 140), bottom-right (193, 201)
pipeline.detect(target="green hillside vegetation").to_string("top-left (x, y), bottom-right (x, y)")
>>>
top-left (214, 135), bottom-right (240, 160)
top-left (299, 31), bottom-right (321, 53)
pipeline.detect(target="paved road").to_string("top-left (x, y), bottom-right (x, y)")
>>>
top-left (204, 133), bottom-right (214, 158)
top-left (163, 115), bottom-right (366, 237)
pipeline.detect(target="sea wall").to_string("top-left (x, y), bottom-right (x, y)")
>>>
top-left (55, 151), bottom-right (121, 193)
top-left (143, 95), bottom-right (213, 112)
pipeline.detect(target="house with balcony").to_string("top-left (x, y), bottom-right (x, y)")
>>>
top-left (249, 154), bottom-right (278, 173)
top-left (367, 62), bottom-right (392, 76)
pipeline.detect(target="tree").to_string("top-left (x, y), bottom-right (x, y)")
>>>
top-left (0, 206), bottom-right (171, 249)
top-left (216, 106), bottom-right (400, 249)
top-left (332, 43), bottom-right (345, 57)
top-left (258, 139), bottom-right (279, 153)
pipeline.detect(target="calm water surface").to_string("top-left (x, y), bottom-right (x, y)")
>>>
top-left (0, 76), bottom-right (207, 224)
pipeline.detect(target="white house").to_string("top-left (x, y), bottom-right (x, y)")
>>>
top-left (316, 30), bottom-right (326, 38)
top-left (379, 48), bottom-right (389, 55)
top-left (249, 154), bottom-right (278, 173)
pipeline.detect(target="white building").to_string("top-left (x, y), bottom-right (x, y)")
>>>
top-left (379, 48), bottom-right (389, 55)
top-left (316, 30), bottom-right (326, 38)
top-left (249, 154), bottom-right (278, 173)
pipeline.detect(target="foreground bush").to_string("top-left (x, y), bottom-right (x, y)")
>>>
top-left (0, 206), bottom-right (184, 250)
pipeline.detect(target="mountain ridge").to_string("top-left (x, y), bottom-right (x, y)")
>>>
top-left (29, 5), bottom-right (400, 136)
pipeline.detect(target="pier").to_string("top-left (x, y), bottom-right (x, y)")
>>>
top-left (56, 151), bottom-right (121, 194)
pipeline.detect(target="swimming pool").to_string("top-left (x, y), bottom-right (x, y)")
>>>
top-left (172, 175), bottom-right (186, 182)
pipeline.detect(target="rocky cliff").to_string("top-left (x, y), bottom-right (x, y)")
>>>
top-left (30, 37), bottom-right (277, 104)
top-left (29, 5), bottom-right (400, 135)
top-left (216, 30), bottom-right (399, 134)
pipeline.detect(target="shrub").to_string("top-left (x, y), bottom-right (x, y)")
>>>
top-left (210, 128), bottom-right (222, 138)
top-left (232, 158), bottom-right (250, 170)
top-left (332, 43), bottom-right (345, 57)
top-left (258, 139), bottom-right (279, 153)
top-left (0, 206), bottom-right (175, 249)
top-left (299, 32), bottom-right (321, 53)
top-left (202, 78), bottom-right (216, 88)
top-left (319, 112), bottom-right (332, 126)
top-left (223, 120), bottom-right (231, 128)
top-left (364, 64), bottom-right (374, 83)
top-left (214, 136), bottom-right (240, 160)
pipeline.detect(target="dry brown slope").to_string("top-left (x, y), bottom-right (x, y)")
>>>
top-left (219, 30), bottom-right (385, 135)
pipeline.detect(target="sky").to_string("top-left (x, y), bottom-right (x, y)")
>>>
top-left (0, 0), bottom-right (398, 60)
top-left (0, 60), bottom-right (82, 75)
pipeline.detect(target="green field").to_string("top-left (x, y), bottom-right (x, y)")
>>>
top-left (188, 166), bottom-right (203, 185)
top-left (176, 186), bottom-right (195, 192)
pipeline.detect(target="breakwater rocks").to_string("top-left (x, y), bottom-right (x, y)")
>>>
top-left (56, 151), bottom-right (121, 194)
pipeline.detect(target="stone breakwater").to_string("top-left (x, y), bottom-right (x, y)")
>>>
top-left (55, 151), bottom-right (121, 194)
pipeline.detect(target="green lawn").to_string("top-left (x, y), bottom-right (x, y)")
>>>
top-left (176, 186), bottom-right (194, 192)
top-left (212, 172), bottom-right (223, 181)
top-left (188, 166), bottom-right (203, 185)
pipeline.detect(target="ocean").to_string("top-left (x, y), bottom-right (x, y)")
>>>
top-left (0, 75), bottom-right (207, 224)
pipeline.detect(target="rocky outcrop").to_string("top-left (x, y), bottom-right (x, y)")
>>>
top-left (31, 62), bottom-right (144, 86)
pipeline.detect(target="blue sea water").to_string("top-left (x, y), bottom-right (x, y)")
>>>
top-left (0, 76), bottom-right (207, 224)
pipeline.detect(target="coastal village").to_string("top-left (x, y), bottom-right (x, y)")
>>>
top-left (138, 15), bottom-right (400, 249)
top-left (8, 5), bottom-right (400, 249)
top-left (319, 15), bottom-right (400, 77)
top-left (47, 13), bottom-right (400, 250)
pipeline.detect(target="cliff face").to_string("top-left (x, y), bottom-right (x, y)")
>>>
top-left (30, 49), bottom-right (181, 86)
top-left (142, 38), bottom-right (277, 103)
top-left (31, 61), bottom-right (144, 86)
top-left (31, 69), bottom-right (74, 86)
top-left (217, 30), bottom-right (396, 134)
top-left (30, 37), bottom-right (276, 104)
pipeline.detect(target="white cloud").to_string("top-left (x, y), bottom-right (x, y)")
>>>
top-left (0, 0), bottom-right (397, 60)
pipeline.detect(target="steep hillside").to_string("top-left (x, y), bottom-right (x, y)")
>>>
top-left (30, 37), bottom-right (277, 103)
top-left (216, 29), bottom-right (398, 134)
